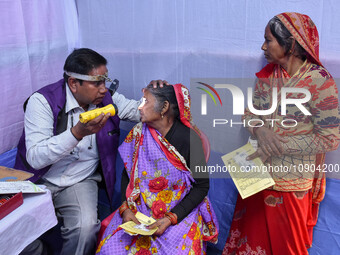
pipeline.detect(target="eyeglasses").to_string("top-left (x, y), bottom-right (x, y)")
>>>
top-left (65, 71), bottom-right (119, 93)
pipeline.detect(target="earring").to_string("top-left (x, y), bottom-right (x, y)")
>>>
top-left (161, 114), bottom-right (164, 119)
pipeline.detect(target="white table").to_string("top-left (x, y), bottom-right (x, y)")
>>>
top-left (0, 188), bottom-right (57, 255)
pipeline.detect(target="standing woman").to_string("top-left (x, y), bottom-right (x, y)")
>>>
top-left (223, 13), bottom-right (340, 254)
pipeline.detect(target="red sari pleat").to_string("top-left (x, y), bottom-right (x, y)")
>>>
top-left (223, 190), bottom-right (315, 255)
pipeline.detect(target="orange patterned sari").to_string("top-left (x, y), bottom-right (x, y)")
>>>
top-left (223, 12), bottom-right (340, 255)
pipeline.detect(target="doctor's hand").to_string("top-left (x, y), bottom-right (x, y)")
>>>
top-left (148, 80), bottom-right (170, 88)
top-left (71, 113), bottom-right (111, 140)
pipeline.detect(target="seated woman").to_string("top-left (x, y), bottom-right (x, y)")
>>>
top-left (96, 83), bottom-right (218, 254)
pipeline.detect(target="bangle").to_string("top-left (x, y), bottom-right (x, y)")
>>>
top-left (165, 212), bottom-right (177, 225)
top-left (252, 124), bottom-right (263, 136)
top-left (119, 201), bottom-right (129, 216)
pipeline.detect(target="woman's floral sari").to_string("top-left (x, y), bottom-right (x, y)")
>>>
top-left (97, 84), bottom-right (218, 255)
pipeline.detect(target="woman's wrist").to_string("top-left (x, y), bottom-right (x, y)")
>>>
top-left (253, 125), bottom-right (262, 137)
top-left (119, 201), bottom-right (129, 216)
top-left (165, 212), bottom-right (178, 225)
top-left (163, 217), bottom-right (172, 228)
top-left (249, 122), bottom-right (263, 137)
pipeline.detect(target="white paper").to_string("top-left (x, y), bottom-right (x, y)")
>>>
top-left (0, 181), bottom-right (46, 194)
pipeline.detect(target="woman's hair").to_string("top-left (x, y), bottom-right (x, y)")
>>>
top-left (145, 83), bottom-right (180, 119)
top-left (63, 48), bottom-right (107, 84)
top-left (268, 16), bottom-right (307, 60)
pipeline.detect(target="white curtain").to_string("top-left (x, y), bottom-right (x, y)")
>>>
top-left (75, 1), bottom-right (340, 251)
top-left (75, 0), bottom-right (340, 164)
top-left (0, 0), bottom-right (79, 154)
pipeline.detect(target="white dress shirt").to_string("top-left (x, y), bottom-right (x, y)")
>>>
top-left (24, 84), bottom-right (141, 187)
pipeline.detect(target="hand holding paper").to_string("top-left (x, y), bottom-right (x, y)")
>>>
top-left (221, 143), bottom-right (275, 199)
top-left (119, 212), bottom-right (158, 236)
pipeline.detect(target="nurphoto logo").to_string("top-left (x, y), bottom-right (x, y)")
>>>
top-left (196, 80), bottom-right (311, 128)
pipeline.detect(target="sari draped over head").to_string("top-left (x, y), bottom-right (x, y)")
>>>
top-left (97, 84), bottom-right (218, 255)
top-left (224, 12), bottom-right (340, 255)
top-left (276, 12), bottom-right (322, 67)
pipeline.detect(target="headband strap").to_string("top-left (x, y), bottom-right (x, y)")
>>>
top-left (64, 71), bottom-right (113, 82)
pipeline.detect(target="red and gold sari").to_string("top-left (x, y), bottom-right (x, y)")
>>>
top-left (223, 12), bottom-right (340, 255)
